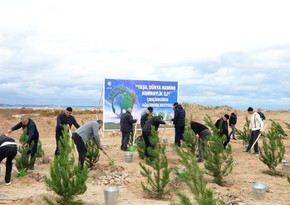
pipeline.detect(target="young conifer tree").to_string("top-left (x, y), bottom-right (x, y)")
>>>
top-left (139, 128), bottom-right (170, 199)
top-left (16, 128), bottom-right (35, 171)
top-left (85, 138), bottom-right (100, 169)
top-left (171, 144), bottom-right (226, 205)
top-left (235, 116), bottom-right (250, 145)
top-left (259, 121), bottom-right (285, 175)
top-left (181, 120), bottom-right (197, 154)
top-left (44, 125), bottom-right (88, 205)
top-left (36, 140), bottom-right (45, 158)
top-left (203, 115), bottom-right (233, 186)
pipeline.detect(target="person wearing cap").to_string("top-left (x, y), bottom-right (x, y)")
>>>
top-left (215, 114), bottom-right (230, 149)
top-left (142, 115), bottom-right (166, 159)
top-left (172, 102), bottom-right (186, 147)
top-left (72, 120), bottom-right (106, 169)
top-left (7, 115), bottom-right (39, 170)
top-left (141, 107), bottom-right (154, 129)
top-left (120, 108), bottom-right (137, 151)
top-left (0, 135), bottom-right (17, 186)
top-left (245, 107), bottom-right (264, 156)
top-left (54, 107), bottom-right (80, 156)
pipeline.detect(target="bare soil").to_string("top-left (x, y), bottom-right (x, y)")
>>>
top-left (0, 105), bottom-right (290, 205)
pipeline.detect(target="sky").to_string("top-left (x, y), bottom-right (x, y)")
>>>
top-left (0, 0), bottom-right (290, 110)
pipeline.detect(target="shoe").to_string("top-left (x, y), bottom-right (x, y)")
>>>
top-left (6, 181), bottom-right (11, 186)
top-left (197, 159), bottom-right (203, 163)
top-left (233, 137), bottom-right (237, 140)
top-left (254, 153), bottom-right (259, 157)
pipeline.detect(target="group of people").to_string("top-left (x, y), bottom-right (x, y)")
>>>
top-left (1, 107), bottom-right (106, 186)
top-left (1, 104), bottom-right (266, 186)
top-left (119, 102), bottom-right (186, 159)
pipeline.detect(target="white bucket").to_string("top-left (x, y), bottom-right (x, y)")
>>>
top-left (281, 160), bottom-right (290, 173)
top-left (104, 186), bottom-right (119, 205)
top-left (124, 151), bottom-right (133, 163)
top-left (252, 182), bottom-right (267, 200)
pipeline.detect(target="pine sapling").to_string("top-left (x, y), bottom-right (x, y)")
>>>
top-left (16, 128), bottom-right (35, 172)
top-left (171, 144), bottom-right (226, 205)
top-left (203, 116), bottom-right (233, 186)
top-left (259, 121), bottom-right (285, 175)
top-left (44, 125), bottom-right (88, 205)
top-left (182, 120), bottom-right (197, 154)
top-left (85, 138), bottom-right (100, 169)
top-left (235, 116), bottom-right (250, 145)
top-left (139, 128), bottom-right (170, 199)
top-left (36, 140), bottom-right (45, 158)
top-left (270, 120), bottom-right (287, 137)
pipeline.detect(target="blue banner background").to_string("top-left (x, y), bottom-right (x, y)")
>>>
top-left (104, 79), bottom-right (178, 129)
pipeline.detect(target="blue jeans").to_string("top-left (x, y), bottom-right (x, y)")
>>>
top-left (246, 130), bottom-right (260, 153)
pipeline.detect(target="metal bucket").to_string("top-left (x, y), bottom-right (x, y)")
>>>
top-left (124, 151), bottom-right (133, 163)
top-left (104, 186), bottom-right (119, 205)
top-left (281, 160), bottom-right (290, 173)
top-left (252, 182), bottom-right (267, 200)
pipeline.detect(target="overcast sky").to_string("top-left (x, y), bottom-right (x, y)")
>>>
top-left (0, 0), bottom-right (290, 110)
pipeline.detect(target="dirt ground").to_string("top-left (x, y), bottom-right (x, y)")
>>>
top-left (0, 105), bottom-right (290, 205)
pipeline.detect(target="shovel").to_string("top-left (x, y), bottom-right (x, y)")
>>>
top-left (130, 122), bottom-right (138, 152)
top-left (249, 123), bottom-right (268, 151)
top-left (104, 151), bottom-right (115, 166)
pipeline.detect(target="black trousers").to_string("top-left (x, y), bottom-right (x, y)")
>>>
top-left (72, 133), bottom-right (86, 168)
top-left (121, 131), bottom-right (131, 150)
top-left (174, 126), bottom-right (185, 147)
top-left (0, 146), bottom-right (17, 183)
top-left (142, 131), bottom-right (153, 158)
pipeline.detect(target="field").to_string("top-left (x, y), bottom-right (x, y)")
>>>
top-left (0, 105), bottom-right (290, 205)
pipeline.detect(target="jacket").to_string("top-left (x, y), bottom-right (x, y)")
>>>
top-left (229, 113), bottom-right (237, 125)
top-left (190, 121), bottom-right (209, 135)
top-left (120, 111), bottom-right (137, 132)
top-left (55, 113), bottom-right (80, 133)
top-left (172, 104), bottom-right (186, 127)
top-left (11, 118), bottom-right (39, 144)
top-left (142, 116), bottom-right (166, 133)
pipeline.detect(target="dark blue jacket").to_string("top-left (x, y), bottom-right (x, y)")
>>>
top-left (173, 104), bottom-right (185, 127)
top-left (229, 113), bottom-right (237, 125)
top-left (55, 113), bottom-right (80, 134)
top-left (141, 113), bottom-right (151, 128)
top-left (142, 116), bottom-right (166, 133)
top-left (215, 118), bottom-right (228, 136)
top-left (120, 111), bottom-right (137, 133)
top-left (11, 118), bottom-right (39, 144)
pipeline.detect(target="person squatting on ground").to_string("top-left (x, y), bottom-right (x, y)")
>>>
top-left (245, 107), bottom-right (264, 156)
top-left (72, 120), bottom-right (106, 169)
top-left (142, 115), bottom-right (166, 159)
top-left (190, 121), bottom-right (211, 163)
top-left (172, 102), bottom-right (186, 147)
top-left (7, 115), bottom-right (39, 170)
top-left (0, 135), bottom-right (17, 186)
top-left (215, 114), bottom-right (230, 149)
top-left (120, 108), bottom-right (137, 151)
top-left (55, 107), bottom-right (80, 156)
top-left (141, 107), bottom-right (153, 129)
top-left (229, 110), bottom-right (238, 140)
top-left (257, 108), bottom-right (266, 121)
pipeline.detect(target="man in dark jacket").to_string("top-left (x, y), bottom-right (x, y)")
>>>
top-left (142, 115), bottom-right (166, 158)
top-left (7, 115), bottom-right (39, 169)
top-left (141, 107), bottom-right (153, 129)
top-left (0, 135), bottom-right (17, 186)
top-left (172, 102), bottom-right (186, 147)
top-left (120, 108), bottom-right (137, 151)
top-left (190, 121), bottom-right (211, 162)
top-left (215, 114), bottom-right (230, 149)
top-left (55, 107), bottom-right (80, 156)
top-left (229, 111), bottom-right (238, 140)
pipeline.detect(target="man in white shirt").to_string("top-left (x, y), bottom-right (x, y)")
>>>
top-left (245, 107), bottom-right (264, 156)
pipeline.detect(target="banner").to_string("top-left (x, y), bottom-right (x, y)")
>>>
top-left (104, 79), bottom-right (178, 129)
